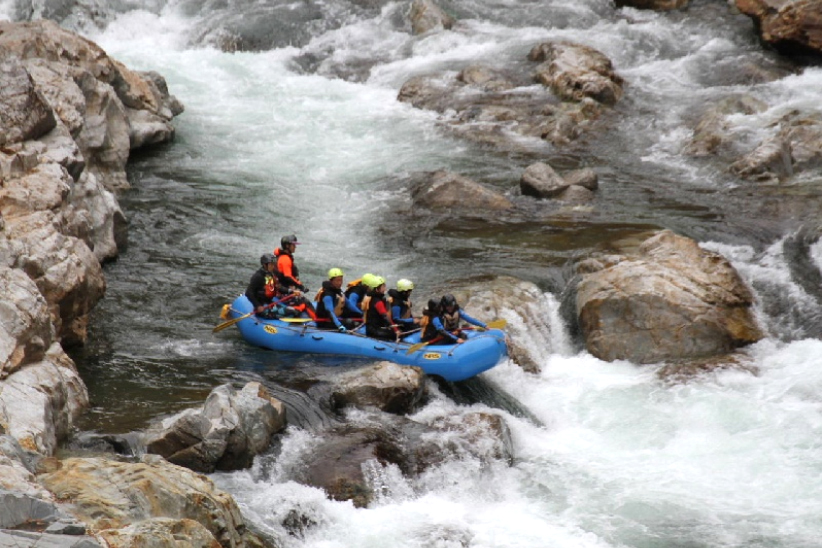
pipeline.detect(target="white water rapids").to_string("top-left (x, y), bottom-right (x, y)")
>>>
top-left (4, 0), bottom-right (822, 546)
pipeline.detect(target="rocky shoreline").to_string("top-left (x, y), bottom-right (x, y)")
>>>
top-left (1, 1), bottom-right (820, 545)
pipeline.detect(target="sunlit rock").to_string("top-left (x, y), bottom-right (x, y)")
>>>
top-left (736, 0), bottom-right (822, 56)
top-left (575, 230), bottom-right (764, 363)
top-left (0, 343), bottom-right (89, 455)
top-left (38, 455), bottom-right (260, 547)
top-left (0, 268), bottom-right (53, 379)
top-left (144, 382), bottom-right (286, 473)
top-left (330, 362), bottom-right (427, 414)
top-left (0, 59), bottom-right (56, 147)
top-left (97, 517), bottom-right (221, 548)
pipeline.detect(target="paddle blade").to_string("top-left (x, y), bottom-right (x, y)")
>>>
top-left (405, 342), bottom-right (428, 355)
top-left (279, 317), bottom-right (314, 323)
top-left (212, 312), bottom-right (252, 333)
top-left (486, 319), bottom-right (507, 329)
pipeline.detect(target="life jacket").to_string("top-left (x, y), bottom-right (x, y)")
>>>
top-left (420, 310), bottom-right (439, 341)
top-left (263, 272), bottom-right (278, 299)
top-left (273, 247), bottom-right (300, 287)
top-left (344, 279), bottom-right (367, 300)
top-left (441, 306), bottom-right (461, 331)
top-left (364, 290), bottom-right (390, 330)
top-left (387, 289), bottom-right (413, 320)
top-left (315, 281), bottom-right (345, 319)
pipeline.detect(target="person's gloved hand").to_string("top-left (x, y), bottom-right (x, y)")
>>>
top-left (338, 325), bottom-right (347, 333)
top-left (299, 284), bottom-right (309, 293)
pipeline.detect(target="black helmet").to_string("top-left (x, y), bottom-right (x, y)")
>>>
top-left (441, 294), bottom-right (457, 309)
top-left (260, 253), bottom-right (276, 265)
top-left (281, 234), bottom-right (299, 247)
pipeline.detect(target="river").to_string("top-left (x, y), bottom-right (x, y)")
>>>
top-left (4, 0), bottom-right (822, 546)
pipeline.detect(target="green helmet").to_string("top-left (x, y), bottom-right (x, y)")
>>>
top-left (360, 273), bottom-right (377, 288)
top-left (397, 278), bottom-right (414, 291)
top-left (328, 267), bottom-right (344, 279)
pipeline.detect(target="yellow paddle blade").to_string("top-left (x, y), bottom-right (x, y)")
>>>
top-left (486, 319), bottom-right (507, 329)
top-left (278, 317), bottom-right (314, 323)
top-left (212, 311), bottom-right (253, 333)
top-left (405, 341), bottom-right (429, 355)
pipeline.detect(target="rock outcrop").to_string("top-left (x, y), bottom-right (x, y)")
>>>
top-left (736, 0), bottom-right (822, 57)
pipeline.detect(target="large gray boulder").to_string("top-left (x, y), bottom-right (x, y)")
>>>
top-left (144, 382), bottom-right (286, 473)
top-left (330, 362), bottom-right (427, 414)
top-left (575, 230), bottom-right (764, 363)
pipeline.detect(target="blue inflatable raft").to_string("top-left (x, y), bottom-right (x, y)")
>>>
top-left (225, 295), bottom-right (507, 382)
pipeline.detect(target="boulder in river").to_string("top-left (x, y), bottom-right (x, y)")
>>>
top-left (575, 230), bottom-right (764, 363)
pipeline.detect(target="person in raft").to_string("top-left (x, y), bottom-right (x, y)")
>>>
top-left (314, 268), bottom-right (361, 333)
top-left (272, 233), bottom-right (317, 320)
top-left (343, 272), bottom-right (375, 315)
top-left (387, 278), bottom-right (420, 336)
top-left (420, 294), bottom-right (487, 344)
top-left (362, 275), bottom-right (401, 341)
top-left (245, 253), bottom-right (298, 318)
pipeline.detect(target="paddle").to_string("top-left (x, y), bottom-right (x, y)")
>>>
top-left (278, 317), bottom-right (314, 323)
top-left (212, 294), bottom-right (295, 333)
top-left (404, 318), bottom-right (507, 354)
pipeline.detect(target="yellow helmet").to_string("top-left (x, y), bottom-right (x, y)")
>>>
top-left (397, 278), bottom-right (414, 291)
top-left (365, 275), bottom-right (384, 288)
top-left (360, 273), bottom-right (377, 287)
top-left (328, 267), bottom-right (344, 279)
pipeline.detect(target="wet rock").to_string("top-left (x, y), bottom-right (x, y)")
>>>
top-left (563, 168), bottom-right (599, 191)
top-left (685, 95), bottom-right (768, 157)
top-left (299, 424), bottom-right (407, 508)
top-left (556, 184), bottom-right (595, 203)
top-left (330, 362), bottom-right (427, 414)
top-left (729, 134), bottom-right (793, 182)
top-left (397, 40), bottom-right (617, 150)
top-left (529, 41), bottom-right (624, 106)
top-left (520, 162), bottom-right (568, 198)
top-left (736, 0), bottom-right (822, 56)
top-left (144, 382), bottom-right (286, 473)
top-left (615, 0), bottom-right (689, 9)
top-left (411, 412), bottom-right (514, 473)
top-left (411, 170), bottom-right (513, 211)
top-left (575, 230), bottom-right (764, 363)
top-left (409, 0), bottom-right (455, 35)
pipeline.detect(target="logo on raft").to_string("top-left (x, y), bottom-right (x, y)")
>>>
top-left (422, 352), bottom-right (441, 360)
top-left (264, 325), bottom-right (278, 334)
